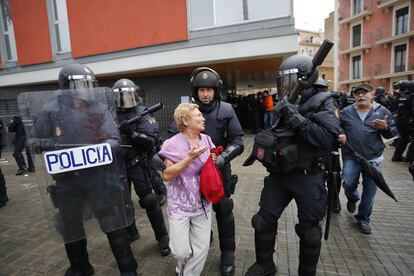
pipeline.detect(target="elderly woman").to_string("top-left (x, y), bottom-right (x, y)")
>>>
top-left (159, 103), bottom-right (215, 275)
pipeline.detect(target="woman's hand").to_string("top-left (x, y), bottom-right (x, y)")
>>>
top-left (188, 146), bottom-right (208, 160)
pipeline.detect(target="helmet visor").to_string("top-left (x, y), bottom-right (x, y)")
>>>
top-left (113, 88), bottom-right (139, 108)
top-left (276, 68), bottom-right (298, 99)
top-left (68, 76), bottom-right (98, 90)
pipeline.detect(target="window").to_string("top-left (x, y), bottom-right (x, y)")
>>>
top-left (394, 44), bottom-right (406, 72)
top-left (0, 0), bottom-right (18, 62)
top-left (395, 7), bottom-right (409, 35)
top-left (352, 55), bottom-right (361, 79)
top-left (0, 99), bottom-right (18, 116)
top-left (322, 74), bottom-right (326, 79)
top-left (353, 0), bottom-right (363, 15)
top-left (50, 0), bottom-right (71, 53)
top-left (352, 24), bottom-right (361, 47)
top-left (188, 0), bottom-right (291, 29)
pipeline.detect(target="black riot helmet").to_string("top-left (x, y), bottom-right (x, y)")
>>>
top-left (375, 86), bottom-right (385, 96)
top-left (112, 79), bottom-right (140, 108)
top-left (58, 63), bottom-right (97, 90)
top-left (190, 67), bottom-right (223, 105)
top-left (276, 54), bottom-right (318, 99)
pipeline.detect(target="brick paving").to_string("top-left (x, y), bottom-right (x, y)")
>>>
top-left (0, 134), bottom-right (413, 276)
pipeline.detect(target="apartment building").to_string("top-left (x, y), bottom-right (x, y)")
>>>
top-left (0, 0), bottom-right (298, 135)
top-left (337, 0), bottom-right (414, 92)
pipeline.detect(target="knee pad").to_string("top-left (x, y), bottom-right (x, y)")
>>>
top-left (295, 223), bottom-right (322, 248)
top-left (251, 213), bottom-right (276, 233)
top-left (139, 193), bottom-right (158, 209)
top-left (213, 196), bottom-right (234, 215)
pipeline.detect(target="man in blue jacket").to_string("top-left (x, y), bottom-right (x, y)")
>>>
top-left (338, 83), bottom-right (397, 234)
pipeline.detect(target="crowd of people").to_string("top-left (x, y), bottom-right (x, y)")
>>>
top-left (0, 54), bottom-right (412, 276)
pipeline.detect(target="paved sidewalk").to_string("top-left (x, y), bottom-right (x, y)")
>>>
top-left (0, 135), bottom-right (413, 275)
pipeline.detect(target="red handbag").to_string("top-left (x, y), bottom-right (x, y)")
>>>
top-left (200, 146), bottom-right (224, 204)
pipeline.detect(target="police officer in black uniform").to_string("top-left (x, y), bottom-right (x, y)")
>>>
top-left (245, 55), bottom-right (340, 276)
top-left (113, 79), bottom-right (170, 256)
top-left (392, 80), bottom-right (414, 162)
top-left (32, 64), bottom-right (138, 276)
top-left (190, 67), bottom-right (244, 276)
top-left (8, 115), bottom-right (35, 175)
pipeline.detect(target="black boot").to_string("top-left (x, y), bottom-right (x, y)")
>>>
top-left (215, 200), bottom-right (236, 276)
top-left (246, 214), bottom-right (277, 276)
top-left (64, 239), bottom-right (94, 276)
top-left (221, 250), bottom-right (235, 276)
top-left (296, 224), bottom-right (322, 276)
top-left (107, 228), bottom-right (138, 274)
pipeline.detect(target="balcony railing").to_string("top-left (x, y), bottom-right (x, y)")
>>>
top-left (339, 0), bottom-right (373, 24)
top-left (375, 23), bottom-right (414, 44)
top-left (339, 32), bottom-right (373, 54)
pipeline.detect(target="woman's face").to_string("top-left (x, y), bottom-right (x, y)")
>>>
top-left (186, 108), bottom-right (205, 132)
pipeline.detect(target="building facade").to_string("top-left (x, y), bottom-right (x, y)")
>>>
top-left (337, 0), bottom-right (414, 92)
top-left (0, 0), bottom-right (297, 141)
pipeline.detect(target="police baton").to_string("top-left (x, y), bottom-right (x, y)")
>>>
top-left (324, 150), bottom-right (340, 241)
top-left (273, 39), bottom-right (334, 128)
top-left (55, 144), bottom-right (132, 148)
top-left (126, 102), bottom-right (164, 125)
top-left (288, 39), bottom-right (334, 104)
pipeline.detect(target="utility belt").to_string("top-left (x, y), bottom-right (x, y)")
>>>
top-left (126, 153), bottom-right (147, 169)
top-left (252, 128), bottom-right (327, 175)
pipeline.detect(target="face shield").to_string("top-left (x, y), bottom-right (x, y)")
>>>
top-left (68, 75), bottom-right (97, 90)
top-left (67, 75), bottom-right (98, 100)
top-left (276, 68), bottom-right (298, 100)
top-left (113, 87), bottom-right (139, 108)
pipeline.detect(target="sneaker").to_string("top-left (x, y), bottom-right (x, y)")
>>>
top-left (347, 200), bottom-right (356, 213)
top-left (357, 221), bottom-right (372, 234)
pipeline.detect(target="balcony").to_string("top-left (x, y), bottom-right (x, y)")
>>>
top-left (366, 61), bottom-right (414, 80)
top-left (377, 0), bottom-right (410, 10)
top-left (339, 0), bottom-right (373, 25)
top-left (376, 23), bottom-right (414, 45)
top-left (339, 32), bottom-right (373, 55)
top-left (338, 70), bottom-right (371, 85)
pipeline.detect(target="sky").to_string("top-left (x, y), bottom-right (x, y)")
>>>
top-left (293, 0), bottom-right (335, 31)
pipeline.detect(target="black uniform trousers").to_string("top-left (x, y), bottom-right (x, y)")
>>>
top-left (393, 124), bottom-right (414, 161)
top-left (257, 170), bottom-right (327, 276)
top-left (54, 173), bottom-right (137, 273)
top-left (127, 162), bottom-right (168, 242)
top-left (213, 162), bottom-right (236, 254)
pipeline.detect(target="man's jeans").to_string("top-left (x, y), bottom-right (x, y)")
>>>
top-left (342, 158), bottom-right (380, 224)
top-left (264, 111), bottom-right (274, 129)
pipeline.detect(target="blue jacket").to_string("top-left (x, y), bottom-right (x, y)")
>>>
top-left (340, 102), bottom-right (398, 160)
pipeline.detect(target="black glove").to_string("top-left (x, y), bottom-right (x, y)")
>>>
top-left (280, 102), bottom-right (305, 129)
top-left (216, 155), bottom-right (226, 169)
top-left (151, 153), bottom-right (166, 170)
top-left (119, 120), bottom-right (134, 136)
top-left (29, 138), bottom-right (55, 154)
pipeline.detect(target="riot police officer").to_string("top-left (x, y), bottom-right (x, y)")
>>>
top-left (244, 55), bottom-right (339, 276)
top-left (392, 80), bottom-right (414, 162)
top-left (190, 67), bottom-right (244, 276)
top-left (113, 79), bottom-right (170, 256)
top-left (31, 63), bottom-right (138, 276)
